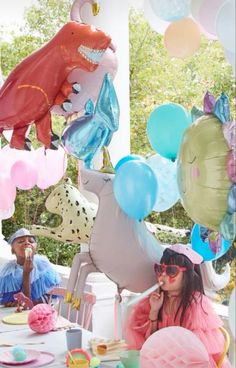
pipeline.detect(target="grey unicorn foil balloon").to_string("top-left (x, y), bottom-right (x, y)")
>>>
top-left (61, 73), bottom-right (119, 168)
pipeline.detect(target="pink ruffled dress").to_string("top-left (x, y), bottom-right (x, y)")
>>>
top-left (124, 292), bottom-right (231, 368)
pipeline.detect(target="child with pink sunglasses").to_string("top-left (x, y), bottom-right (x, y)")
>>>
top-left (124, 244), bottom-right (231, 368)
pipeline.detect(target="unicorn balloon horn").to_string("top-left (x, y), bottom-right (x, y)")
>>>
top-left (100, 146), bottom-right (116, 174)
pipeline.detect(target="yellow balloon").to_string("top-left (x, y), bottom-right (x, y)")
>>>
top-left (177, 115), bottom-right (231, 231)
top-left (164, 17), bottom-right (201, 58)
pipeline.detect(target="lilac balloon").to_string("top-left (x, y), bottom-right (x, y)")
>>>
top-left (0, 174), bottom-right (16, 210)
top-left (198, 0), bottom-right (225, 38)
top-left (11, 160), bottom-right (38, 190)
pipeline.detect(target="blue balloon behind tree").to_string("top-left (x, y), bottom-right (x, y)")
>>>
top-left (113, 160), bottom-right (158, 220)
top-left (146, 103), bottom-right (191, 160)
top-left (191, 223), bottom-right (231, 261)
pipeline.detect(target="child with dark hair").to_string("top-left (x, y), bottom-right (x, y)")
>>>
top-left (0, 228), bottom-right (61, 306)
top-left (124, 244), bottom-right (231, 368)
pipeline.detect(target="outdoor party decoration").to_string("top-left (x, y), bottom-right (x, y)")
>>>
top-left (28, 304), bottom-right (57, 333)
top-left (65, 161), bottom-right (165, 309)
top-left (30, 179), bottom-right (97, 243)
top-left (52, 0), bottom-right (118, 118)
top-left (147, 154), bottom-right (179, 212)
top-left (61, 73), bottom-right (120, 168)
top-left (150, 0), bottom-right (190, 22)
top-left (10, 160), bottom-right (38, 190)
top-left (70, 0), bottom-right (100, 22)
top-left (164, 17), bottom-right (201, 58)
top-left (65, 152), bottom-right (230, 310)
top-left (144, 0), bottom-right (170, 35)
top-left (0, 21), bottom-right (112, 150)
top-left (34, 146), bottom-right (68, 190)
top-left (115, 154), bottom-right (145, 171)
top-left (191, 224), bottom-right (231, 261)
top-left (216, 0), bottom-right (235, 54)
top-left (147, 102), bottom-right (191, 160)
top-left (177, 92), bottom-right (235, 243)
top-left (113, 160), bottom-right (158, 220)
top-left (140, 326), bottom-right (210, 368)
top-left (0, 204), bottom-right (15, 220)
top-left (0, 175), bottom-right (16, 210)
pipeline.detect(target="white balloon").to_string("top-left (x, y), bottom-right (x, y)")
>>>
top-left (0, 204), bottom-right (15, 220)
top-left (216, 0), bottom-right (236, 53)
top-left (229, 287), bottom-right (235, 339)
top-left (144, 0), bottom-right (170, 35)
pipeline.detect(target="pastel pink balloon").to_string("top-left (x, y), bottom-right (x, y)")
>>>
top-left (35, 146), bottom-right (68, 190)
top-left (11, 160), bottom-right (38, 190)
top-left (0, 204), bottom-right (15, 220)
top-left (0, 145), bottom-right (35, 175)
top-left (0, 174), bottom-right (16, 210)
top-left (140, 326), bottom-right (210, 368)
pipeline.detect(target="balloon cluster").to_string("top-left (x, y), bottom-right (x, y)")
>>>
top-left (143, 0), bottom-right (235, 72)
top-left (0, 145), bottom-right (67, 218)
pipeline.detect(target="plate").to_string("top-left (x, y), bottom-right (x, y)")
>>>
top-left (2, 312), bottom-right (29, 325)
top-left (0, 351), bottom-right (54, 368)
top-left (0, 350), bottom-right (40, 365)
top-left (0, 352), bottom-right (54, 368)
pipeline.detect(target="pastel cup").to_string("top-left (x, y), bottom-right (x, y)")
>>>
top-left (120, 350), bottom-right (140, 368)
top-left (66, 328), bottom-right (82, 350)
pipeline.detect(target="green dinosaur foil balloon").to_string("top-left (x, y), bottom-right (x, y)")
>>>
top-left (177, 114), bottom-right (231, 231)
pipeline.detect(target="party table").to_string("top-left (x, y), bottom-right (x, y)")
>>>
top-left (0, 307), bottom-right (118, 367)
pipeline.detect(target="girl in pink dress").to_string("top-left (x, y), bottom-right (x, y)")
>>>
top-left (124, 244), bottom-right (231, 368)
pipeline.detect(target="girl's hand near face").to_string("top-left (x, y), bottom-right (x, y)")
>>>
top-left (149, 290), bottom-right (164, 314)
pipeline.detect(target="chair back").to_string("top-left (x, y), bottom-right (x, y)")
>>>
top-left (48, 287), bottom-right (96, 330)
top-left (217, 326), bottom-right (230, 368)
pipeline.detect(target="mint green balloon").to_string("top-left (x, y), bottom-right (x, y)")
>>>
top-left (147, 103), bottom-right (191, 160)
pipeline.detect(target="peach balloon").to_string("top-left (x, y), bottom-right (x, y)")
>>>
top-left (164, 18), bottom-right (201, 58)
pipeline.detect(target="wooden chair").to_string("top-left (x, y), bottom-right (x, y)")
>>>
top-left (217, 326), bottom-right (230, 368)
top-left (48, 287), bottom-right (96, 330)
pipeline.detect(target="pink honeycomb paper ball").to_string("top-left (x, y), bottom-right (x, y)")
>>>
top-left (140, 326), bottom-right (210, 368)
top-left (28, 304), bottom-right (57, 333)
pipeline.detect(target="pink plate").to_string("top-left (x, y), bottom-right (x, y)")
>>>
top-left (0, 352), bottom-right (55, 368)
top-left (0, 350), bottom-right (40, 365)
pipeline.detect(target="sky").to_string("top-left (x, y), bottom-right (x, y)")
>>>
top-left (0, 0), bottom-right (37, 28)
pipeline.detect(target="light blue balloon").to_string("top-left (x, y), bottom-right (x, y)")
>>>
top-left (115, 154), bottom-right (145, 171)
top-left (61, 73), bottom-right (119, 168)
top-left (147, 154), bottom-right (179, 212)
top-left (150, 0), bottom-right (190, 22)
top-left (113, 161), bottom-right (158, 220)
top-left (146, 103), bottom-right (191, 160)
top-left (191, 223), bottom-right (231, 261)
